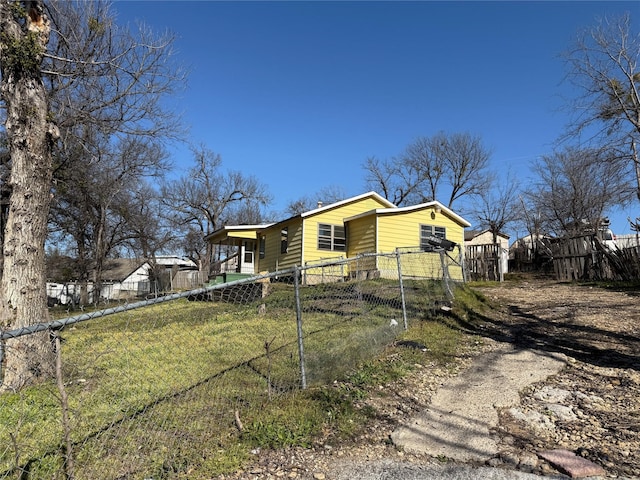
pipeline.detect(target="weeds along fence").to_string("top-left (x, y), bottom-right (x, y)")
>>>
top-left (0, 249), bottom-right (460, 480)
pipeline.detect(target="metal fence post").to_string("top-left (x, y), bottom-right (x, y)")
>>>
top-left (395, 249), bottom-right (409, 330)
top-left (293, 266), bottom-right (307, 389)
top-left (440, 251), bottom-right (454, 300)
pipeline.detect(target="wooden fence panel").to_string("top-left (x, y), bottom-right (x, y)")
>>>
top-left (465, 244), bottom-right (502, 281)
top-left (550, 236), bottom-right (592, 281)
top-left (172, 270), bottom-right (208, 290)
top-left (550, 236), bottom-right (640, 281)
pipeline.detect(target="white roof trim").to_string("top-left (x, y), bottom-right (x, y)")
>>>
top-left (219, 224), bottom-right (274, 231)
top-left (205, 224), bottom-right (274, 241)
top-left (344, 200), bottom-right (471, 227)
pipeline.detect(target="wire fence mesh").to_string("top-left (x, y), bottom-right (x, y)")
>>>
top-left (0, 249), bottom-right (461, 479)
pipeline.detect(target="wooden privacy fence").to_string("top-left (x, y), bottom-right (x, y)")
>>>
top-left (549, 235), bottom-right (640, 281)
top-left (550, 236), bottom-right (598, 281)
top-left (465, 244), bottom-right (506, 281)
top-left (172, 270), bottom-right (208, 290)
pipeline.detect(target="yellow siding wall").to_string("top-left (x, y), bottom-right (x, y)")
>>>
top-left (258, 219), bottom-right (303, 273)
top-left (376, 208), bottom-right (465, 281)
top-left (346, 215), bottom-right (377, 257)
top-left (255, 199), bottom-right (467, 281)
top-left (376, 208), bottom-right (464, 252)
top-left (302, 197), bottom-right (389, 264)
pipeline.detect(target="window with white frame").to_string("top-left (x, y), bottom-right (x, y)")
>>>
top-left (420, 224), bottom-right (446, 251)
top-left (318, 223), bottom-right (346, 251)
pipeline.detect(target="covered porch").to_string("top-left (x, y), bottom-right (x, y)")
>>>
top-left (205, 224), bottom-right (271, 279)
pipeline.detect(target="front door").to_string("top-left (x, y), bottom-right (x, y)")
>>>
top-left (241, 240), bottom-right (255, 274)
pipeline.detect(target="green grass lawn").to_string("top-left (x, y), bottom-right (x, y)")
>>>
top-left (0, 280), bottom-right (483, 479)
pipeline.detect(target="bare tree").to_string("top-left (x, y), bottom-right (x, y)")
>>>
top-left (51, 135), bottom-right (169, 302)
top-left (402, 135), bottom-right (447, 204)
top-left (363, 155), bottom-right (423, 206)
top-left (161, 146), bottom-right (271, 275)
top-left (364, 132), bottom-right (493, 209)
top-left (120, 183), bottom-right (173, 260)
top-left (0, 0), bottom-right (59, 389)
top-left (441, 132), bottom-right (493, 208)
top-left (0, 0), bottom-right (183, 389)
top-left (469, 172), bottom-right (520, 243)
top-left (44, 0), bottom-right (185, 143)
top-left (527, 146), bottom-right (634, 236)
top-left (285, 185), bottom-right (349, 216)
top-left (563, 12), bottom-right (640, 198)
top-left (45, 0), bottom-right (181, 302)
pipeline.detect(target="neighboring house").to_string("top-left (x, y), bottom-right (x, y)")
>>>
top-left (205, 191), bottom-right (471, 281)
top-left (100, 256), bottom-right (198, 299)
top-left (100, 258), bottom-right (155, 299)
top-left (464, 229), bottom-right (510, 278)
top-left (464, 229), bottom-right (509, 248)
top-left (47, 256), bottom-right (198, 304)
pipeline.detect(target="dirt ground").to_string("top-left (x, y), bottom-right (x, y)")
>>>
top-left (477, 279), bottom-right (640, 478)
top-left (218, 279), bottom-right (640, 479)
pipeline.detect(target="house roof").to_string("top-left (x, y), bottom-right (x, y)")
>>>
top-left (46, 256), bottom-right (195, 283)
top-left (102, 259), bottom-right (147, 282)
top-left (205, 224), bottom-right (274, 243)
top-left (344, 200), bottom-right (471, 227)
top-left (300, 191), bottom-right (395, 218)
top-left (204, 193), bottom-right (470, 245)
top-left (154, 256), bottom-right (198, 268)
top-left (237, 191), bottom-right (397, 234)
top-left (464, 229), bottom-right (510, 241)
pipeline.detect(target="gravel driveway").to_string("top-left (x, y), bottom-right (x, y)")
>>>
top-left (218, 279), bottom-right (640, 480)
top-left (477, 280), bottom-right (640, 478)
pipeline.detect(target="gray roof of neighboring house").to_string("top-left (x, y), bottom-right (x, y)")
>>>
top-left (47, 256), bottom-right (197, 283)
top-left (101, 259), bottom-right (146, 282)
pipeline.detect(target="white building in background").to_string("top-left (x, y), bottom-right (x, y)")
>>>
top-left (464, 229), bottom-right (510, 275)
top-left (616, 234), bottom-right (640, 249)
top-left (47, 256), bottom-right (199, 305)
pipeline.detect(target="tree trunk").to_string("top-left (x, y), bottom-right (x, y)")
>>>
top-left (92, 204), bottom-right (110, 304)
top-left (0, 0), bottom-right (58, 391)
top-left (76, 241), bottom-right (90, 306)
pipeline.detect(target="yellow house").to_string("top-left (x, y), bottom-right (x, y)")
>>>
top-left (205, 191), bottom-right (470, 280)
top-left (344, 201), bottom-right (470, 280)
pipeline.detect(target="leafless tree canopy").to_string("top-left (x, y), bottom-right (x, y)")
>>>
top-left (469, 172), bottom-right (520, 242)
top-left (50, 134), bottom-right (170, 301)
top-left (43, 0), bottom-right (186, 143)
top-left (363, 155), bottom-right (423, 206)
top-left (161, 146), bottom-right (272, 272)
top-left (563, 13), bottom-right (640, 201)
top-left (564, 12), bottom-right (640, 142)
top-left (284, 185), bottom-right (349, 216)
top-left (527, 146), bottom-right (634, 236)
top-left (363, 132), bottom-right (493, 209)
top-left (42, 0), bottom-right (185, 292)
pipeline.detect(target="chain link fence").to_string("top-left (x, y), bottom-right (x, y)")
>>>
top-left (0, 249), bottom-right (461, 479)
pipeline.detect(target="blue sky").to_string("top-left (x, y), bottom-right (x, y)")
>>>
top-left (114, 1), bottom-right (639, 237)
